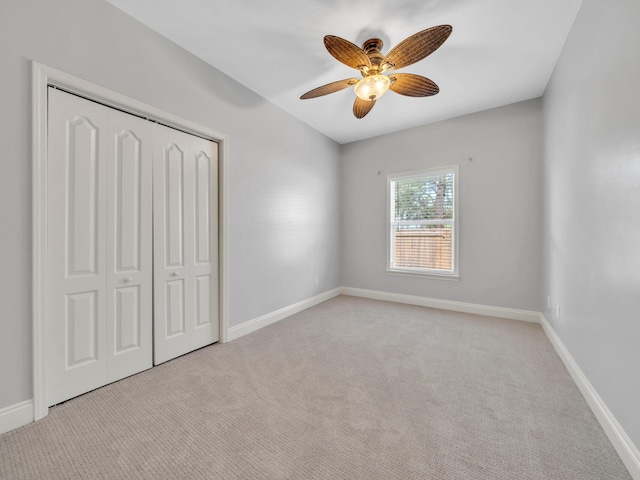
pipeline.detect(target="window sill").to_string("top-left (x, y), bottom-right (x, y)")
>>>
top-left (386, 268), bottom-right (460, 281)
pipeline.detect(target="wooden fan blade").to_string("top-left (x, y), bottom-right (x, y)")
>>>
top-left (389, 73), bottom-right (439, 97)
top-left (324, 35), bottom-right (372, 70)
top-left (300, 78), bottom-right (359, 99)
top-left (383, 25), bottom-right (452, 71)
top-left (353, 97), bottom-right (376, 118)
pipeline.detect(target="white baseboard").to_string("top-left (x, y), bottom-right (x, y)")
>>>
top-left (0, 400), bottom-right (33, 435)
top-left (538, 314), bottom-right (640, 479)
top-left (227, 288), bottom-right (342, 342)
top-left (340, 287), bottom-right (541, 323)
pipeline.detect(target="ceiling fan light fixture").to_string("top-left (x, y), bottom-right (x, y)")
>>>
top-left (354, 75), bottom-right (391, 101)
top-left (300, 25), bottom-right (452, 118)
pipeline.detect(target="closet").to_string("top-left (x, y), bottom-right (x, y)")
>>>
top-left (46, 88), bottom-right (218, 406)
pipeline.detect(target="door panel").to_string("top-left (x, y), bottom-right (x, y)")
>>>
top-left (47, 88), bottom-right (153, 405)
top-left (164, 145), bottom-right (185, 268)
top-left (48, 91), bottom-right (108, 405)
top-left (114, 130), bottom-right (142, 272)
top-left (66, 291), bottom-right (99, 367)
top-left (105, 103), bottom-right (153, 383)
top-left (195, 152), bottom-right (211, 265)
top-left (190, 142), bottom-right (219, 350)
top-left (166, 279), bottom-right (186, 336)
top-left (154, 124), bottom-right (218, 364)
top-left (195, 275), bottom-right (211, 327)
top-left (66, 116), bottom-right (99, 277)
top-left (154, 131), bottom-right (191, 363)
top-left (114, 285), bottom-right (141, 353)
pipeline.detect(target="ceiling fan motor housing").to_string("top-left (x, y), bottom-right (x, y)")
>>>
top-left (362, 38), bottom-right (385, 74)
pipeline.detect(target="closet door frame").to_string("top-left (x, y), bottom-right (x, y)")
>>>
top-left (32, 62), bottom-right (229, 421)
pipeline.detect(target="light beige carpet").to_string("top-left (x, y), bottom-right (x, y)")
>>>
top-left (0, 295), bottom-right (631, 479)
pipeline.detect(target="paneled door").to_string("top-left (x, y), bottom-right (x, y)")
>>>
top-left (153, 123), bottom-right (219, 364)
top-left (46, 88), bottom-right (154, 405)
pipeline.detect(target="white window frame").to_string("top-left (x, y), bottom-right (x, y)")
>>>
top-left (386, 165), bottom-right (459, 280)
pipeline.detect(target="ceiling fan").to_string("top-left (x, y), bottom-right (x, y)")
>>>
top-left (300, 25), bottom-right (452, 118)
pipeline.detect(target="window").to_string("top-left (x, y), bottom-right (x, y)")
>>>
top-left (388, 165), bottom-right (459, 278)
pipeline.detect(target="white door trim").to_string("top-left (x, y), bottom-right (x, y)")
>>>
top-left (32, 61), bottom-right (230, 421)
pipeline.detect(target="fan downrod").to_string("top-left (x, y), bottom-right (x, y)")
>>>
top-left (361, 38), bottom-right (385, 72)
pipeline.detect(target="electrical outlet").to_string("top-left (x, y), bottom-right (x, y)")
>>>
top-left (555, 305), bottom-right (560, 319)
top-left (314, 276), bottom-right (318, 286)
top-left (547, 296), bottom-right (551, 309)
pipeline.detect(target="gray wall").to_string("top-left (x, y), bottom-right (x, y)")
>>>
top-left (543, 0), bottom-right (640, 446)
top-left (0, 0), bottom-right (341, 409)
top-left (340, 99), bottom-right (543, 311)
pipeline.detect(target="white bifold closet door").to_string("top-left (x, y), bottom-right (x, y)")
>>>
top-left (46, 88), bottom-right (219, 405)
top-left (152, 123), bottom-right (219, 365)
top-left (47, 88), bottom-right (153, 405)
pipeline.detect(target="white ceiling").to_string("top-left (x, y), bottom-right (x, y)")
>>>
top-left (105, 0), bottom-right (583, 144)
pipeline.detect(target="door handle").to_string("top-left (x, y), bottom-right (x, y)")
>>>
top-left (170, 272), bottom-right (179, 278)
top-left (122, 277), bottom-right (132, 283)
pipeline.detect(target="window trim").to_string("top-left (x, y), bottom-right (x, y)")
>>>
top-left (386, 165), bottom-right (460, 279)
